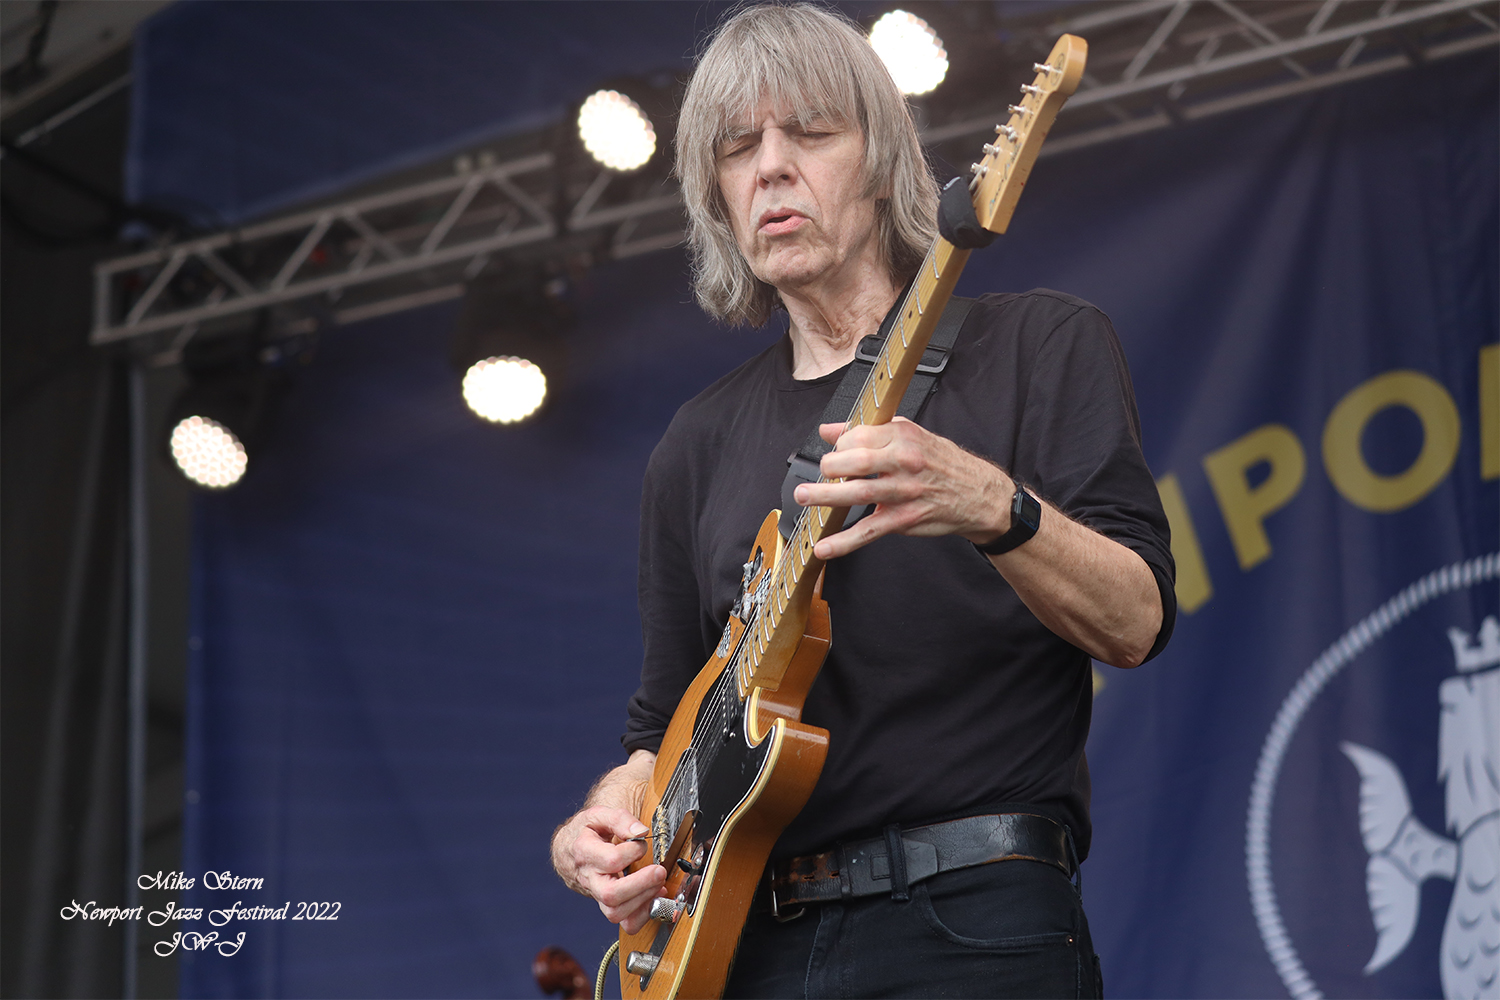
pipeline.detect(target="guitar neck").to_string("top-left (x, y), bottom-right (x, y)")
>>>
top-left (733, 238), bottom-right (970, 698)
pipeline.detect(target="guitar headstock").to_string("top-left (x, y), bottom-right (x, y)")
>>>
top-left (967, 33), bottom-right (1087, 236)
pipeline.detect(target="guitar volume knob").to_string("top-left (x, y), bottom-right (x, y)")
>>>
top-left (649, 897), bottom-right (684, 922)
top-left (625, 951), bottom-right (660, 975)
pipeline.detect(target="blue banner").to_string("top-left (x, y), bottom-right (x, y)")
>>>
top-left (168, 42), bottom-right (1496, 1000)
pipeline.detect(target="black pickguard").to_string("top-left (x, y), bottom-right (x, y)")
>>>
top-left (635, 687), bottom-right (775, 988)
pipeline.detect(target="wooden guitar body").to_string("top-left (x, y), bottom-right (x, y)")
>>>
top-left (620, 512), bottom-right (830, 1000)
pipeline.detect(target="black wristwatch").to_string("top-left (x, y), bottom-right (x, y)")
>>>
top-left (973, 483), bottom-right (1041, 555)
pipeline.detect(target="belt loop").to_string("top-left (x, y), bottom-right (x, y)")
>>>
top-left (1064, 825), bottom-right (1082, 897)
top-left (837, 843), bottom-right (852, 900)
top-left (883, 824), bottom-right (910, 903)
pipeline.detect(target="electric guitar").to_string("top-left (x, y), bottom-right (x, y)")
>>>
top-left (618, 34), bottom-right (1087, 999)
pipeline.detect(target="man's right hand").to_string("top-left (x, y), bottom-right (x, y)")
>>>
top-left (550, 752), bottom-right (667, 934)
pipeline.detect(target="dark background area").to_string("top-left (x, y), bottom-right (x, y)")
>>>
top-left (2, 9), bottom-right (188, 995)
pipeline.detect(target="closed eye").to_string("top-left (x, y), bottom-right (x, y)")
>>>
top-left (717, 138), bottom-right (756, 160)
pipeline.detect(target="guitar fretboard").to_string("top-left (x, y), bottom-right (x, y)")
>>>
top-left (732, 237), bottom-right (971, 700)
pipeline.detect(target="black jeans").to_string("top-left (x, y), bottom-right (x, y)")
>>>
top-left (723, 859), bottom-right (1102, 999)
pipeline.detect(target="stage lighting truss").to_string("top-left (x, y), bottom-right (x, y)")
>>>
top-left (922, 0), bottom-right (1498, 154)
top-left (91, 150), bottom-right (683, 357)
top-left (92, 0), bottom-right (1496, 349)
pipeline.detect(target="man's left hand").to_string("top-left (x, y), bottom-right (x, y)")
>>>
top-left (794, 418), bottom-right (1011, 560)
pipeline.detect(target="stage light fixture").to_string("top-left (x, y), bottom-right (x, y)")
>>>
top-left (163, 312), bottom-right (309, 490)
top-left (461, 356), bottom-right (548, 424)
top-left (869, 10), bottom-right (949, 95)
top-left (169, 415), bottom-right (250, 489)
top-left (452, 270), bottom-right (571, 426)
top-left (165, 370), bottom-right (265, 491)
top-left (577, 89), bottom-right (657, 171)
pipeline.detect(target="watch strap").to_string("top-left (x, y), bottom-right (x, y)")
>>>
top-left (974, 484), bottom-right (1041, 555)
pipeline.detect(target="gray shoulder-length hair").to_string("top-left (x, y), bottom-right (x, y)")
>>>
top-left (675, 3), bottom-right (938, 327)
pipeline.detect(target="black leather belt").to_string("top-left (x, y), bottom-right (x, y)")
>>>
top-left (758, 813), bottom-right (1072, 916)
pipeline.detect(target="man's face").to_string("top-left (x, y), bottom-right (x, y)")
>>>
top-left (715, 102), bottom-right (881, 296)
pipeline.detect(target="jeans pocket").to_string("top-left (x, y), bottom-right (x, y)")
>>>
top-left (908, 864), bottom-right (1087, 998)
top-left (914, 861), bottom-right (1078, 946)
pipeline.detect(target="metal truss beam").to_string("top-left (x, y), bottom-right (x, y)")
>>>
top-left (90, 150), bottom-right (684, 350)
top-left (927, 0), bottom-right (1498, 146)
top-left (94, 0), bottom-right (1497, 350)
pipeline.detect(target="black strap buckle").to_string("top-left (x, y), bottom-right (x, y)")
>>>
top-left (779, 453), bottom-right (871, 541)
top-left (855, 335), bottom-right (950, 374)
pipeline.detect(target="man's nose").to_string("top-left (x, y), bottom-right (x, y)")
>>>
top-left (755, 129), bottom-right (797, 187)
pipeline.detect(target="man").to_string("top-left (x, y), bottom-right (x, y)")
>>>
top-left (551, 5), bottom-right (1175, 997)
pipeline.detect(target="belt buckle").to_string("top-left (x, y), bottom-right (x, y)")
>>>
top-left (767, 867), bottom-right (806, 923)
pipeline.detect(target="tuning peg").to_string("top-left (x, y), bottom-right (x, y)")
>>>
top-left (1008, 103), bottom-right (1030, 117)
top-left (1033, 62), bottom-right (1059, 75)
top-left (969, 162), bottom-right (989, 177)
top-left (982, 143), bottom-right (1000, 156)
top-left (994, 124), bottom-right (1018, 142)
top-left (1020, 84), bottom-right (1042, 96)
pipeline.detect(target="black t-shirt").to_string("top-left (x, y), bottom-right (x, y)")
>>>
top-left (623, 290), bottom-right (1176, 861)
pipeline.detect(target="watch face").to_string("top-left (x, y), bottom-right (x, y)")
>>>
top-left (1014, 487), bottom-right (1041, 532)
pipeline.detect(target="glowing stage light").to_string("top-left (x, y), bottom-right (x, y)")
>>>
top-left (462, 356), bottom-right (548, 424)
top-left (578, 90), bottom-right (657, 171)
top-left (169, 415), bottom-right (249, 489)
top-left (869, 10), bottom-right (949, 96)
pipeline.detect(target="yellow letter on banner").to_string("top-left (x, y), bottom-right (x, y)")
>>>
top-left (1322, 370), bottom-right (1460, 512)
top-left (1481, 344), bottom-right (1497, 480)
top-left (1202, 425), bottom-right (1306, 572)
top-left (1155, 473), bottom-right (1213, 613)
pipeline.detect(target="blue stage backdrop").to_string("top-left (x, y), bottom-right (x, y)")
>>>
top-left (127, 1), bottom-right (704, 225)
top-left (130, 6), bottom-right (1499, 996)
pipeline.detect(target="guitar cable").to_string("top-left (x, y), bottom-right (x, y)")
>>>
top-left (595, 940), bottom-right (620, 1000)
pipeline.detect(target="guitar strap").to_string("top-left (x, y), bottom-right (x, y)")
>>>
top-left (778, 295), bottom-right (979, 541)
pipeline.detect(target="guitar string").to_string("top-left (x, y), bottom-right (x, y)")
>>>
top-left (654, 242), bottom-right (944, 853)
top-left (661, 238), bottom-right (952, 826)
top-left (765, 237), bottom-right (948, 634)
top-left (658, 591), bottom-right (765, 831)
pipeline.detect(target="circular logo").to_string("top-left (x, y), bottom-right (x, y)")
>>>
top-left (1246, 552), bottom-right (1499, 999)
